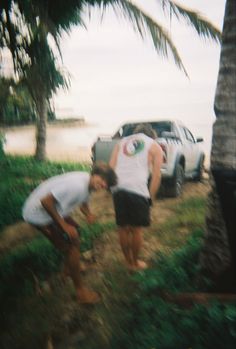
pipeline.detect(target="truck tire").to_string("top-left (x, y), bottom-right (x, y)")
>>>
top-left (166, 163), bottom-right (184, 197)
top-left (194, 155), bottom-right (205, 182)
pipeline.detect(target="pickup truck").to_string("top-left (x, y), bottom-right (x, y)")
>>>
top-left (91, 119), bottom-right (205, 197)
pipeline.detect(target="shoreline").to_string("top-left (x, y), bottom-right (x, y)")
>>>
top-left (2, 121), bottom-right (210, 168)
top-left (3, 121), bottom-right (94, 163)
top-left (1, 119), bottom-right (95, 132)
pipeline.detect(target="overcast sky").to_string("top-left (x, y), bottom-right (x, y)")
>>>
top-left (54, 0), bottom-right (226, 140)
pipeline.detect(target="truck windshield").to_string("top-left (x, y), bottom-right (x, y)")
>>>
top-left (121, 122), bottom-right (171, 138)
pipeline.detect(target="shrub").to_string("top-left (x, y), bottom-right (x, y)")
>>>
top-left (109, 231), bottom-right (236, 349)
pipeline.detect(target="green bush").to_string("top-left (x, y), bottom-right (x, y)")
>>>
top-left (0, 236), bottom-right (62, 301)
top-left (0, 221), bottom-right (113, 349)
top-left (108, 231), bottom-right (236, 349)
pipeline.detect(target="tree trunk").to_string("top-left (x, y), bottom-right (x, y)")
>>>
top-left (199, 0), bottom-right (236, 292)
top-left (35, 94), bottom-right (47, 161)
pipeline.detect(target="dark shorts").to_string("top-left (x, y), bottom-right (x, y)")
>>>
top-left (113, 190), bottom-right (151, 227)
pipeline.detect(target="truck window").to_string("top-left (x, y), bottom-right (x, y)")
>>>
top-left (115, 121), bottom-right (172, 138)
top-left (151, 122), bottom-right (171, 137)
top-left (184, 128), bottom-right (195, 143)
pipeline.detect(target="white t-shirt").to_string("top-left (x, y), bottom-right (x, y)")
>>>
top-left (113, 133), bottom-right (154, 198)
top-left (22, 172), bottom-right (90, 225)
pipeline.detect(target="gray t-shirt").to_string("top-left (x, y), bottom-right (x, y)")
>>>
top-left (22, 172), bottom-right (90, 225)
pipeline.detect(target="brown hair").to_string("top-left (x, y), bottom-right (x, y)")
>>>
top-left (133, 123), bottom-right (157, 139)
top-left (91, 162), bottom-right (117, 189)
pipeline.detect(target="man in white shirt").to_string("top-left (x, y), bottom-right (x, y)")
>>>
top-left (23, 163), bottom-right (117, 304)
top-left (109, 124), bottom-right (163, 271)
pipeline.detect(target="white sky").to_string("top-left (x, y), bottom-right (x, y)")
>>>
top-left (55, 0), bottom-right (226, 139)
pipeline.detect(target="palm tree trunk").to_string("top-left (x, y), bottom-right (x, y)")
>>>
top-left (199, 0), bottom-right (236, 292)
top-left (35, 94), bottom-right (47, 161)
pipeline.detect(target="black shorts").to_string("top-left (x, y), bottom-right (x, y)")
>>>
top-left (113, 190), bottom-right (151, 227)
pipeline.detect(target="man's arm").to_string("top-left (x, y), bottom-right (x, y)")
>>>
top-left (109, 143), bottom-right (120, 169)
top-left (41, 193), bottom-right (78, 240)
top-left (80, 202), bottom-right (96, 224)
top-left (148, 143), bottom-right (163, 202)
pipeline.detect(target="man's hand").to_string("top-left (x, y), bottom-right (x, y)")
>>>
top-left (86, 214), bottom-right (96, 224)
top-left (80, 202), bottom-right (96, 224)
top-left (148, 142), bottom-right (163, 201)
top-left (62, 223), bottom-right (78, 241)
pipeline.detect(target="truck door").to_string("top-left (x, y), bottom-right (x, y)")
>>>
top-left (182, 127), bottom-right (199, 172)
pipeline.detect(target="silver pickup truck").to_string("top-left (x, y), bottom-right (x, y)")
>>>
top-left (91, 119), bottom-right (205, 197)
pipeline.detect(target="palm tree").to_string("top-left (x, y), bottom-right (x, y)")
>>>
top-left (1, 1), bottom-right (69, 159)
top-left (1, 1), bottom-right (221, 160)
top-left (199, 0), bottom-right (236, 292)
top-left (0, 77), bottom-right (14, 124)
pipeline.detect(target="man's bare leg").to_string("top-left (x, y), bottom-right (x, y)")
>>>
top-left (40, 225), bottom-right (100, 304)
top-left (130, 227), bottom-right (147, 270)
top-left (64, 245), bottom-right (100, 303)
top-left (118, 226), bottom-right (134, 267)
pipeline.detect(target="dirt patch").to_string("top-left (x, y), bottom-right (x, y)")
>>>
top-left (0, 222), bottom-right (39, 255)
top-left (0, 179), bottom-right (210, 262)
top-left (79, 179), bottom-right (210, 275)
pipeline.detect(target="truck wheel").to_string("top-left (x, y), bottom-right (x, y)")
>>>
top-left (167, 164), bottom-right (184, 197)
top-left (194, 156), bottom-right (205, 181)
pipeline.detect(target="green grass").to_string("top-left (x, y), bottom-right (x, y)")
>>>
top-left (155, 196), bottom-right (207, 250)
top-left (1, 155), bottom-right (235, 349)
top-left (100, 231), bottom-right (236, 349)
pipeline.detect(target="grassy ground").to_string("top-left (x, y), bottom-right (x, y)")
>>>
top-left (0, 155), bottom-right (236, 349)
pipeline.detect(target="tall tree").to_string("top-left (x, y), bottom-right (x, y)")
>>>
top-left (199, 0), bottom-right (236, 292)
top-left (0, 77), bottom-right (41, 126)
top-left (0, 77), bottom-right (14, 124)
top-left (1, 1), bottom-right (221, 160)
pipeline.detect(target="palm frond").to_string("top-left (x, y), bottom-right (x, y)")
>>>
top-left (100, 0), bottom-right (188, 75)
top-left (161, 0), bottom-right (222, 43)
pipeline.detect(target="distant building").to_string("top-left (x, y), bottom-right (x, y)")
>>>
top-left (55, 107), bottom-right (85, 123)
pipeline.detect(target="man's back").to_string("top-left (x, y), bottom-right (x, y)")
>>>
top-left (22, 171), bottom-right (90, 225)
top-left (113, 133), bottom-right (154, 197)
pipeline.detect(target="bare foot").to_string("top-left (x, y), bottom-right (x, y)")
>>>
top-left (77, 287), bottom-right (101, 304)
top-left (127, 260), bottom-right (148, 271)
top-left (136, 260), bottom-right (148, 270)
top-left (80, 262), bottom-right (88, 272)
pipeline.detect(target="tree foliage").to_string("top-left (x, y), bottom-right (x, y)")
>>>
top-left (0, 77), bottom-right (56, 126)
top-left (0, 1), bottom-right (222, 160)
